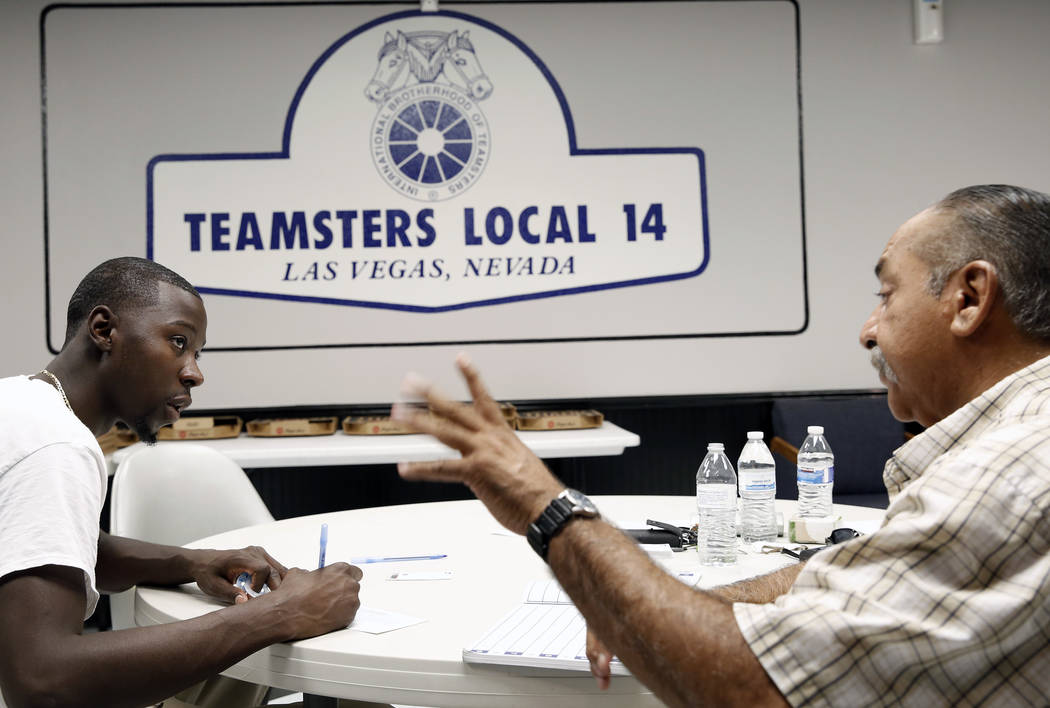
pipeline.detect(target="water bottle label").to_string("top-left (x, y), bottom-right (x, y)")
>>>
top-left (739, 470), bottom-right (775, 492)
top-left (696, 484), bottom-right (736, 508)
top-left (797, 465), bottom-right (834, 484)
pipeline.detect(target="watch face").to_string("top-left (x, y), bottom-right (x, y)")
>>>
top-left (561, 488), bottom-right (599, 516)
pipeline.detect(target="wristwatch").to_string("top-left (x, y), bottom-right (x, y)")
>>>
top-left (527, 488), bottom-right (600, 561)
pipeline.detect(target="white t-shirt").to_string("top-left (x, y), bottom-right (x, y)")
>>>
top-left (0, 375), bottom-right (107, 620)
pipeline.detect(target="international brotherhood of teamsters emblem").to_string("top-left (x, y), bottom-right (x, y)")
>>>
top-left (365, 29), bottom-right (493, 201)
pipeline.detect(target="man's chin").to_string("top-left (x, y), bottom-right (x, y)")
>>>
top-left (884, 387), bottom-right (915, 424)
top-left (131, 417), bottom-right (160, 446)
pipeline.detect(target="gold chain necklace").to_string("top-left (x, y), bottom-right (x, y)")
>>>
top-left (39, 369), bottom-right (73, 412)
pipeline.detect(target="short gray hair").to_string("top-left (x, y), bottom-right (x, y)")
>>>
top-left (915, 184), bottom-right (1050, 341)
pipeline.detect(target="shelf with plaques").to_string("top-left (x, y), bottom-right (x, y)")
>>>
top-left (105, 421), bottom-right (640, 475)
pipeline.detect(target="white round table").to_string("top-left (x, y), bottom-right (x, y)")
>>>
top-left (135, 496), bottom-right (884, 707)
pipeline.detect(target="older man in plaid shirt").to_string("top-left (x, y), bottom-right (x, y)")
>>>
top-left (393, 184), bottom-right (1050, 706)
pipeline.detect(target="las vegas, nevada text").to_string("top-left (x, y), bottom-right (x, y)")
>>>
top-left (181, 203), bottom-right (668, 281)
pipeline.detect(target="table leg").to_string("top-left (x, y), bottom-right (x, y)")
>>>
top-left (303, 694), bottom-right (337, 708)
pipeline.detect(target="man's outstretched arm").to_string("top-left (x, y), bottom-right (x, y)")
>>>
top-left (713, 563), bottom-right (805, 604)
top-left (586, 562), bottom-right (804, 689)
top-left (0, 561), bottom-right (361, 708)
top-left (393, 355), bottom-right (788, 708)
top-left (548, 518), bottom-right (789, 707)
top-left (97, 531), bottom-right (289, 601)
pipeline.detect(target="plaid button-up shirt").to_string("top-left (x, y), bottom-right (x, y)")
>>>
top-left (735, 354), bottom-right (1050, 706)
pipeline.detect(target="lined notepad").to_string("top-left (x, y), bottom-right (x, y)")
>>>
top-left (463, 579), bottom-right (630, 675)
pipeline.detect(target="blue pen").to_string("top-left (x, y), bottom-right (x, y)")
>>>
top-left (349, 554), bottom-right (447, 564)
top-left (318, 523), bottom-right (328, 569)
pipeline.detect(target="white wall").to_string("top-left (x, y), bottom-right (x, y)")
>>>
top-left (2, 0), bottom-right (1049, 408)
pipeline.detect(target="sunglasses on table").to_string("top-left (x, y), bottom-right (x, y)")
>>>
top-left (779, 527), bottom-right (861, 561)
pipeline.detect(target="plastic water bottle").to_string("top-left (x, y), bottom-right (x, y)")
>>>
top-left (696, 442), bottom-right (738, 566)
top-left (797, 425), bottom-right (834, 518)
top-left (737, 431), bottom-right (778, 542)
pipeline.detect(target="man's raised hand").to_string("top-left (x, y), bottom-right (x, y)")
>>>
top-left (392, 353), bottom-right (563, 535)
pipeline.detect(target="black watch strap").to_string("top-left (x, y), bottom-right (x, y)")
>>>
top-left (526, 496), bottom-right (577, 561)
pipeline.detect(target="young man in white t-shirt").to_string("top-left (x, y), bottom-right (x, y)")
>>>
top-left (0, 257), bottom-right (363, 708)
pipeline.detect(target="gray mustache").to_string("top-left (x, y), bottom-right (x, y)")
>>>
top-left (869, 346), bottom-right (899, 384)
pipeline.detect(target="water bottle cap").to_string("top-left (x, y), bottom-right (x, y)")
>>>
top-left (807, 425), bottom-right (824, 435)
top-left (707, 442), bottom-right (724, 451)
top-left (746, 431), bottom-right (764, 440)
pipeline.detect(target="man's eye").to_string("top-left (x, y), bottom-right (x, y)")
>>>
top-left (172, 336), bottom-right (187, 350)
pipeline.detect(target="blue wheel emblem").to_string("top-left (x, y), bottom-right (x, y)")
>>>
top-left (370, 85), bottom-right (490, 201)
top-left (389, 98), bottom-right (472, 184)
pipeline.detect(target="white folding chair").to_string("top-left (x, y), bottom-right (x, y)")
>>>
top-left (108, 442), bottom-right (274, 629)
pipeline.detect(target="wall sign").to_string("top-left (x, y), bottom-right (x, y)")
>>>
top-left (43, 2), bottom-right (803, 351)
top-left (149, 10), bottom-right (708, 313)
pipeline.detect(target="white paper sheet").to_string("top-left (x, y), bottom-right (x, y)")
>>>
top-left (349, 606), bottom-right (426, 634)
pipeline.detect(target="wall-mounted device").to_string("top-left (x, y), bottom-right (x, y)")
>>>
top-left (914, 0), bottom-right (945, 44)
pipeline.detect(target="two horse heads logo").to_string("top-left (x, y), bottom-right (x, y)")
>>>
top-left (365, 27), bottom-right (494, 201)
top-left (365, 29), bottom-right (494, 103)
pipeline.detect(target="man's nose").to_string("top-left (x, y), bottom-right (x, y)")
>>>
top-left (859, 309), bottom-right (878, 350)
top-left (181, 358), bottom-right (204, 388)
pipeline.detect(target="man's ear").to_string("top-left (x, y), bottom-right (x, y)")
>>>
top-left (86, 305), bottom-right (117, 352)
top-left (947, 260), bottom-right (999, 337)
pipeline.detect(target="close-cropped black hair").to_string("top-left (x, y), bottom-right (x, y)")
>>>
top-left (63, 257), bottom-right (200, 349)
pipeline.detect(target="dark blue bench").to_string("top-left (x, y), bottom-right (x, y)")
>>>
top-left (770, 395), bottom-right (907, 510)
